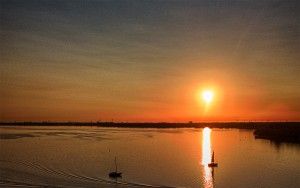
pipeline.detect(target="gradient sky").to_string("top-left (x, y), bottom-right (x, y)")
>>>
top-left (1, 0), bottom-right (299, 122)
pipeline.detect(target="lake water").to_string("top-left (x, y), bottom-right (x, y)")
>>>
top-left (0, 126), bottom-right (299, 188)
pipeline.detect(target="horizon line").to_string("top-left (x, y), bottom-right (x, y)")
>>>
top-left (1, 120), bottom-right (299, 124)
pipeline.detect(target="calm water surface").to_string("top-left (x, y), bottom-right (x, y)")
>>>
top-left (0, 126), bottom-right (299, 188)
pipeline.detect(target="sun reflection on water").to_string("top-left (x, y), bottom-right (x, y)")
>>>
top-left (202, 127), bottom-right (212, 165)
top-left (202, 127), bottom-right (214, 188)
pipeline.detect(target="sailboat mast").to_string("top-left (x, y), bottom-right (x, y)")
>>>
top-left (212, 151), bottom-right (215, 163)
top-left (115, 156), bottom-right (117, 172)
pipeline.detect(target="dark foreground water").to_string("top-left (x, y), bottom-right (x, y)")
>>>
top-left (0, 126), bottom-right (299, 188)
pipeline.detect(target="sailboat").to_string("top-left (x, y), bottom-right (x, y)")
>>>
top-left (109, 157), bottom-right (122, 178)
top-left (208, 151), bottom-right (218, 167)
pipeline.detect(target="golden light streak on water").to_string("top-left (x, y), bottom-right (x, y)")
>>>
top-left (202, 127), bottom-right (214, 188)
top-left (202, 127), bottom-right (212, 165)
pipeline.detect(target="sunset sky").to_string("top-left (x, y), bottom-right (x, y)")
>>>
top-left (1, 0), bottom-right (299, 122)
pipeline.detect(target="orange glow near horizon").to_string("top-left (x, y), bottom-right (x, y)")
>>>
top-left (1, 80), bottom-right (299, 122)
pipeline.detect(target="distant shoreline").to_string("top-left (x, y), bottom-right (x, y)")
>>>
top-left (0, 121), bottom-right (299, 129)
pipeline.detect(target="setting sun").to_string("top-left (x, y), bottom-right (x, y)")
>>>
top-left (202, 90), bottom-right (214, 104)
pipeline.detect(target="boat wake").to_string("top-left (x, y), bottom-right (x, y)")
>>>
top-left (0, 160), bottom-right (175, 188)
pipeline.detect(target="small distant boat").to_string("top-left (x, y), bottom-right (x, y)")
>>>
top-left (208, 151), bottom-right (218, 167)
top-left (109, 157), bottom-right (122, 178)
